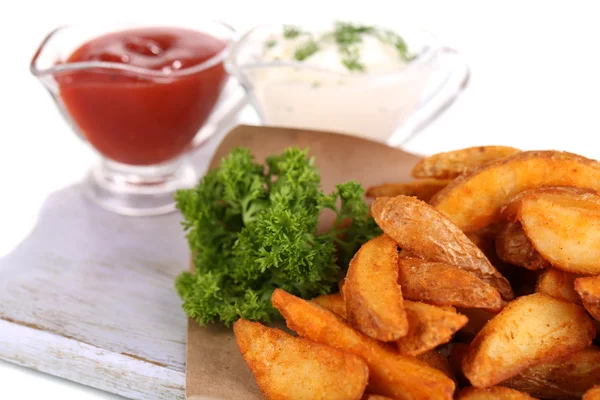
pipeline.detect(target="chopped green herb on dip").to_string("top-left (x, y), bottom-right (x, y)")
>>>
top-left (263, 21), bottom-right (416, 72)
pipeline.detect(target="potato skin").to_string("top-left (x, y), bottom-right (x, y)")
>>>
top-left (503, 347), bottom-right (600, 400)
top-left (398, 257), bottom-right (504, 312)
top-left (495, 222), bottom-right (549, 271)
top-left (234, 319), bottom-right (369, 400)
top-left (462, 293), bottom-right (595, 388)
top-left (411, 146), bottom-right (520, 180)
top-left (372, 195), bottom-right (513, 300)
top-left (345, 234), bottom-right (408, 341)
top-left (272, 289), bottom-right (455, 400)
top-left (431, 151), bottom-right (600, 232)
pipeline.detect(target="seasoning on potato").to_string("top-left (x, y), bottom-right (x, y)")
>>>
top-left (430, 151), bottom-right (600, 232)
top-left (502, 186), bottom-right (600, 275)
top-left (398, 257), bottom-right (504, 312)
top-left (344, 234), bottom-right (408, 341)
top-left (372, 195), bottom-right (513, 300)
top-left (232, 146), bottom-right (600, 400)
top-left (462, 293), bottom-right (595, 388)
top-left (502, 346), bottom-right (600, 399)
top-left (234, 319), bottom-right (369, 400)
top-left (272, 289), bottom-right (456, 400)
top-left (411, 146), bottom-right (520, 180)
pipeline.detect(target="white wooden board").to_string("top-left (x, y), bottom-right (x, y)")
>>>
top-left (0, 184), bottom-right (189, 399)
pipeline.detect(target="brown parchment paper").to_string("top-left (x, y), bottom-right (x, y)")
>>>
top-left (185, 125), bottom-right (419, 399)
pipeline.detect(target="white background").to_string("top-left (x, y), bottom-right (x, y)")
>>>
top-left (1, 0), bottom-right (600, 398)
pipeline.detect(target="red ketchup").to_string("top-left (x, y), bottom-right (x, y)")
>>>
top-left (59, 27), bottom-right (228, 165)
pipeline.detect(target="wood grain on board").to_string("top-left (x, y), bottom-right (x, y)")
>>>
top-left (0, 182), bottom-right (190, 399)
top-left (185, 125), bottom-right (419, 399)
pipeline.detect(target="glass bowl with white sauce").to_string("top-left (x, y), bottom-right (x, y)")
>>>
top-left (227, 22), bottom-right (470, 146)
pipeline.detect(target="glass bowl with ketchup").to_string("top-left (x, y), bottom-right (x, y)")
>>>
top-left (31, 22), bottom-right (235, 216)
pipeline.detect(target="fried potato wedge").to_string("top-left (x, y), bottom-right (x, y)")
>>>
top-left (411, 146), bottom-right (521, 180)
top-left (398, 257), bottom-right (504, 311)
top-left (495, 222), bottom-right (549, 271)
top-left (457, 386), bottom-right (536, 400)
top-left (575, 275), bottom-right (600, 321)
top-left (462, 293), bottom-right (595, 388)
top-left (234, 319), bottom-right (369, 400)
top-left (416, 350), bottom-right (455, 382)
top-left (366, 179), bottom-right (450, 202)
top-left (345, 234), bottom-right (408, 341)
top-left (502, 187), bottom-right (600, 275)
top-left (536, 269), bottom-right (581, 304)
top-left (372, 196), bottom-right (513, 300)
top-left (501, 186), bottom-right (600, 221)
top-left (503, 346), bottom-right (600, 400)
top-left (272, 289), bottom-right (455, 400)
top-left (311, 293), bottom-right (347, 319)
top-left (584, 386), bottom-right (600, 400)
top-left (311, 292), bottom-right (467, 356)
top-left (397, 301), bottom-right (468, 356)
top-left (430, 151), bottom-right (600, 232)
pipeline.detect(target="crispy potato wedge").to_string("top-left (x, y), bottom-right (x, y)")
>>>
top-left (372, 196), bottom-right (513, 300)
top-left (271, 289), bottom-right (455, 400)
top-left (495, 222), bottom-right (549, 271)
top-left (397, 301), bottom-right (468, 356)
top-left (416, 350), bottom-right (455, 382)
top-left (462, 293), bottom-right (595, 388)
top-left (503, 346), bottom-right (600, 400)
top-left (584, 386), bottom-right (600, 400)
top-left (345, 234), bottom-right (408, 341)
top-left (502, 187), bottom-right (600, 275)
top-left (398, 257), bottom-right (504, 311)
top-left (234, 319), bottom-right (368, 400)
top-left (457, 386), bottom-right (536, 400)
top-left (575, 275), bottom-right (600, 321)
top-left (411, 146), bottom-right (521, 180)
top-left (536, 269), bottom-right (581, 304)
top-left (366, 179), bottom-right (450, 202)
top-left (456, 308), bottom-right (497, 340)
top-left (430, 151), bottom-right (600, 232)
top-left (501, 186), bottom-right (600, 221)
top-left (311, 292), bottom-right (467, 356)
top-left (311, 293), bottom-right (347, 319)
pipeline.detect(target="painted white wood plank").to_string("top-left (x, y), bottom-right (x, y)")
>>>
top-left (0, 96), bottom-right (242, 399)
top-left (0, 319), bottom-right (184, 399)
top-left (0, 185), bottom-right (189, 398)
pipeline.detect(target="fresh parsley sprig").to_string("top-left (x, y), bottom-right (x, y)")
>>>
top-left (175, 147), bottom-right (381, 326)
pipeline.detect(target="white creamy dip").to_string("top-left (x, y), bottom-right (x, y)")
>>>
top-left (237, 23), bottom-right (435, 143)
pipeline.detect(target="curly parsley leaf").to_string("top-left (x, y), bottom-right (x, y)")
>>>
top-left (175, 147), bottom-right (380, 326)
